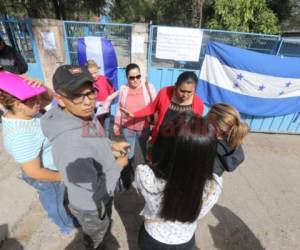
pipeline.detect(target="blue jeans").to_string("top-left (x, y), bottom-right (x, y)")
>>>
top-left (22, 173), bottom-right (75, 234)
top-left (122, 127), bottom-right (150, 161)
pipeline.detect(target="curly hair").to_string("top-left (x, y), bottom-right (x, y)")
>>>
top-left (0, 90), bottom-right (19, 111)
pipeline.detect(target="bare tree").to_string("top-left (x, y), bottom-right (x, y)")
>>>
top-left (192, 0), bottom-right (205, 28)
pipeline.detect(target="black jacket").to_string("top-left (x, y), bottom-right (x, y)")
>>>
top-left (213, 139), bottom-right (245, 177)
top-left (0, 45), bottom-right (28, 74)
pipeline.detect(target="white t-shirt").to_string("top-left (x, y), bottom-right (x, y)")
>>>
top-left (135, 164), bottom-right (222, 245)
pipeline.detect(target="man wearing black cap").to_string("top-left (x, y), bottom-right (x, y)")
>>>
top-left (0, 36), bottom-right (28, 74)
top-left (41, 65), bottom-right (129, 249)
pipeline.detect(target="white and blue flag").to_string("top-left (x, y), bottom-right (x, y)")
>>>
top-left (77, 36), bottom-right (118, 90)
top-left (198, 41), bottom-right (300, 116)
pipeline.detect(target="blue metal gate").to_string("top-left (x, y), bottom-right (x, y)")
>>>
top-left (63, 21), bottom-right (132, 86)
top-left (63, 21), bottom-right (133, 115)
top-left (147, 25), bottom-right (300, 134)
top-left (0, 18), bottom-right (44, 80)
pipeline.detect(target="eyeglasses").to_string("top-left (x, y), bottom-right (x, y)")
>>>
top-left (128, 74), bottom-right (141, 81)
top-left (60, 88), bottom-right (98, 104)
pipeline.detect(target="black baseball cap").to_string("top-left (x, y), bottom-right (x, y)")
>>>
top-left (52, 65), bottom-right (94, 94)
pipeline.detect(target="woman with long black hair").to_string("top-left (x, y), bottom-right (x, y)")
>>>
top-left (135, 112), bottom-right (222, 250)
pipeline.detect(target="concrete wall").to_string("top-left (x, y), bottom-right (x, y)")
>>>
top-left (31, 20), bottom-right (149, 87)
top-left (32, 19), bottom-right (67, 88)
top-left (130, 23), bottom-right (149, 81)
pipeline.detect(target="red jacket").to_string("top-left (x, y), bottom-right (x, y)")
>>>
top-left (134, 86), bottom-right (204, 144)
top-left (95, 75), bottom-right (114, 102)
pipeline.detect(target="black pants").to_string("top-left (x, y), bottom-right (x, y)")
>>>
top-left (138, 224), bottom-right (195, 250)
top-left (68, 199), bottom-right (113, 250)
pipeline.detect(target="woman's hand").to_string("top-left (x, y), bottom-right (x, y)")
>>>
top-left (120, 107), bottom-right (134, 118)
top-left (113, 125), bottom-right (121, 136)
top-left (21, 75), bottom-right (54, 108)
top-left (21, 75), bottom-right (43, 88)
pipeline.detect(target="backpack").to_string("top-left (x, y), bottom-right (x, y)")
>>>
top-left (213, 140), bottom-right (245, 177)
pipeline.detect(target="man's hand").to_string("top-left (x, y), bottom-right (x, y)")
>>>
top-left (112, 141), bottom-right (130, 155)
top-left (115, 155), bottom-right (129, 168)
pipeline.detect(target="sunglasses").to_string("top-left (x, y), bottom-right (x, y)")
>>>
top-left (128, 74), bottom-right (141, 81)
top-left (59, 88), bottom-right (98, 104)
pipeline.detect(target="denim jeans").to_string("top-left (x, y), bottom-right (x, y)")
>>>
top-left (21, 173), bottom-right (75, 234)
top-left (122, 127), bottom-right (150, 161)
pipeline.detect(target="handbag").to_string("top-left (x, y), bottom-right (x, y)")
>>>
top-left (145, 81), bottom-right (155, 125)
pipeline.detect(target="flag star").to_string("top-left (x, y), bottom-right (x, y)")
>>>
top-left (285, 81), bottom-right (292, 88)
top-left (233, 82), bottom-right (239, 88)
top-left (236, 73), bottom-right (243, 80)
top-left (258, 85), bottom-right (265, 91)
top-left (278, 91), bottom-right (284, 96)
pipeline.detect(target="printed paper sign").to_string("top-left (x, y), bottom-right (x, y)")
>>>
top-left (41, 32), bottom-right (56, 50)
top-left (132, 35), bottom-right (145, 54)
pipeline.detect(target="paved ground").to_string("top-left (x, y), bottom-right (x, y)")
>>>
top-left (0, 131), bottom-right (300, 250)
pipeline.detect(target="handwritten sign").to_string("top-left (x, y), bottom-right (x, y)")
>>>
top-left (156, 27), bottom-right (203, 62)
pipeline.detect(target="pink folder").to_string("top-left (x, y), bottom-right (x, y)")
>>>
top-left (0, 71), bottom-right (46, 101)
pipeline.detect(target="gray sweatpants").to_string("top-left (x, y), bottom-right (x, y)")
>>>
top-left (69, 201), bottom-right (110, 249)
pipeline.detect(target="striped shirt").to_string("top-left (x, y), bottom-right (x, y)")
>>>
top-left (2, 114), bottom-right (57, 170)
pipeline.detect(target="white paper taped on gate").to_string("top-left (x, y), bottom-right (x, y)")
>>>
top-left (41, 32), bottom-right (56, 50)
top-left (156, 27), bottom-right (203, 62)
top-left (131, 35), bottom-right (145, 54)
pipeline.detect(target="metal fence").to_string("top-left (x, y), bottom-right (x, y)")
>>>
top-left (64, 21), bottom-right (132, 67)
top-left (148, 25), bottom-right (284, 70)
top-left (147, 25), bottom-right (300, 134)
top-left (277, 38), bottom-right (300, 57)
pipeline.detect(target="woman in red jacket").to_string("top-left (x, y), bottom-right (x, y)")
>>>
top-left (121, 71), bottom-right (204, 162)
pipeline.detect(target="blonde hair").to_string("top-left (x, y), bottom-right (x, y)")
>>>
top-left (0, 90), bottom-right (19, 111)
top-left (208, 103), bottom-right (249, 149)
top-left (85, 59), bottom-right (99, 70)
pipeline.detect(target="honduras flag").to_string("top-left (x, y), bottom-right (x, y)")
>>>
top-left (77, 36), bottom-right (118, 90)
top-left (198, 41), bottom-right (300, 116)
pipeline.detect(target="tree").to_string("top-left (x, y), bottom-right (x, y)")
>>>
top-left (206, 0), bottom-right (279, 34)
top-left (269, 0), bottom-right (300, 31)
top-left (0, 0), bottom-right (106, 20)
top-left (0, 1), bottom-right (55, 19)
top-left (192, 0), bottom-right (205, 28)
top-left (267, 0), bottom-right (294, 23)
top-left (110, 0), bottom-right (154, 22)
top-left (152, 0), bottom-right (209, 27)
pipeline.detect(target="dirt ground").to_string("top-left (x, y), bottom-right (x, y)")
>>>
top-left (0, 132), bottom-right (299, 250)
